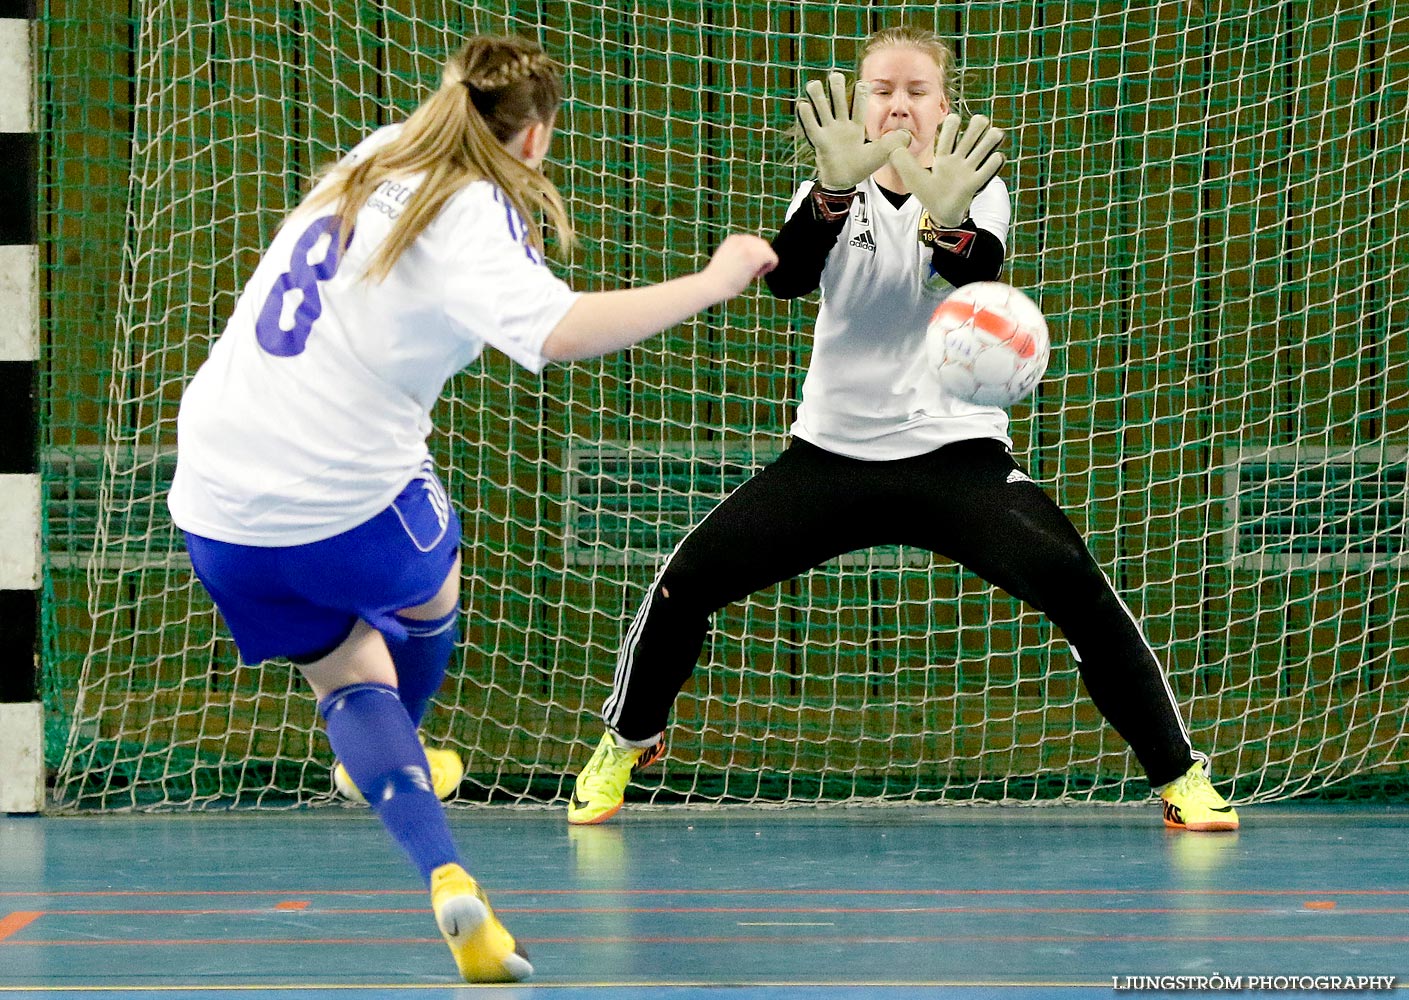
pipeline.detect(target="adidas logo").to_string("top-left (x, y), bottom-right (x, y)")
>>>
top-left (848, 229), bottom-right (876, 253)
top-left (1005, 469), bottom-right (1034, 485)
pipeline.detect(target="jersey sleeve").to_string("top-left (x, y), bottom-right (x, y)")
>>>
top-left (440, 188), bottom-right (581, 374)
top-left (766, 180), bottom-right (851, 300)
top-left (969, 175), bottom-right (1012, 249)
top-left (782, 180), bottom-right (815, 223)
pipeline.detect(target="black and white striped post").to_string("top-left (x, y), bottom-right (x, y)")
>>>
top-left (0, 0), bottom-right (42, 814)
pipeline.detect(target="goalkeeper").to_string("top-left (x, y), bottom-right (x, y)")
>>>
top-left (568, 25), bottom-right (1237, 834)
top-left (167, 34), bottom-right (775, 984)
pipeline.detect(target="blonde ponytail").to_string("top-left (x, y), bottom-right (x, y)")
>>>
top-left (304, 35), bottom-right (574, 283)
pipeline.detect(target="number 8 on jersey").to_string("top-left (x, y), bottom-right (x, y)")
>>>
top-left (255, 216), bottom-right (351, 357)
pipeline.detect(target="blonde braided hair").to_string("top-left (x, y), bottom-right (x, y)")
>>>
top-left (461, 49), bottom-right (553, 93)
top-left (305, 34), bottom-right (573, 283)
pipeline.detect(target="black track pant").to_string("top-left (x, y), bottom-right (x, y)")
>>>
top-left (603, 437), bottom-right (1197, 788)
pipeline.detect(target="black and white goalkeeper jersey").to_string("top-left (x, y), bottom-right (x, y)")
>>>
top-left (784, 175), bottom-right (1012, 461)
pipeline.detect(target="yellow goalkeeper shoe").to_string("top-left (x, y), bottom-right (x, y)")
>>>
top-left (333, 738), bottom-right (464, 803)
top-left (1160, 762), bottom-right (1239, 832)
top-left (566, 731), bottom-right (665, 826)
top-left (430, 863), bottom-right (532, 983)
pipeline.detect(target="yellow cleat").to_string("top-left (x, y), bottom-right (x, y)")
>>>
top-left (430, 863), bottom-right (532, 983)
top-left (1160, 761), bottom-right (1240, 832)
top-left (566, 731), bottom-right (665, 826)
top-left (333, 738), bottom-right (464, 803)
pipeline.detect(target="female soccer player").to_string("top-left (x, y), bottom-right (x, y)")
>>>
top-left (568, 25), bottom-right (1238, 834)
top-left (167, 35), bottom-right (776, 983)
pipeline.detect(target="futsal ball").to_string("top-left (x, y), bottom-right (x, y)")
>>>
top-left (926, 281), bottom-right (1050, 408)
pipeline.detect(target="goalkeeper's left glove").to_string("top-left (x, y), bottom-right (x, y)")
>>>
top-left (888, 112), bottom-right (1005, 227)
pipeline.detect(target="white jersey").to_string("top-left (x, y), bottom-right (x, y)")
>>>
top-left (789, 175), bottom-right (1012, 460)
top-left (168, 125), bottom-right (580, 545)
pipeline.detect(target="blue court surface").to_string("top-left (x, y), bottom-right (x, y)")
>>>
top-left (1, 807), bottom-right (1405, 999)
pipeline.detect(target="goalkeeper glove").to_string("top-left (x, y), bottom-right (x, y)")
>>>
top-left (888, 113), bottom-right (1005, 227)
top-left (796, 71), bottom-right (913, 192)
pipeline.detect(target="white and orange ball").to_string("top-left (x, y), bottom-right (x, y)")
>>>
top-left (926, 281), bottom-right (1050, 408)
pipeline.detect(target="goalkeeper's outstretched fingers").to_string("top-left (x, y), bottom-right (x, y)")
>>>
top-left (796, 70), bottom-right (911, 192)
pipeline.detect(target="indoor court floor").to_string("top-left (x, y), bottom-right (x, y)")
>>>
top-left (1, 805), bottom-right (1405, 998)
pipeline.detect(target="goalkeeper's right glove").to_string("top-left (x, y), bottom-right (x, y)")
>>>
top-left (888, 112), bottom-right (1005, 228)
top-left (796, 71), bottom-right (913, 192)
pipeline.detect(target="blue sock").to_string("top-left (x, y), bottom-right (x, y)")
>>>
top-left (318, 682), bottom-right (460, 882)
top-left (391, 608), bottom-right (457, 728)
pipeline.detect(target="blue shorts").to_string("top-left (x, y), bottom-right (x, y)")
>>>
top-left (184, 466), bottom-right (461, 664)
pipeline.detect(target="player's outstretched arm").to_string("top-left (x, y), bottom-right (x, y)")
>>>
top-left (540, 234), bottom-right (777, 362)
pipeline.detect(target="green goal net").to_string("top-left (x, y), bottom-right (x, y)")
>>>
top-left (40, 1), bottom-right (1409, 809)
